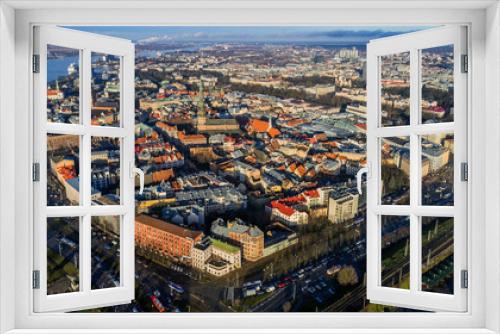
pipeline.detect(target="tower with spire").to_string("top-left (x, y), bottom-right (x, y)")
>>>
top-left (197, 80), bottom-right (206, 127)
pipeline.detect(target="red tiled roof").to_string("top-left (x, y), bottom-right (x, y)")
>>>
top-left (355, 123), bottom-right (367, 130)
top-left (303, 189), bottom-right (320, 198)
top-left (271, 201), bottom-right (295, 217)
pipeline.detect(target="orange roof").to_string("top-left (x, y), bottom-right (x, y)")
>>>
top-left (295, 165), bottom-right (306, 177)
top-left (325, 152), bottom-right (338, 160)
top-left (135, 137), bottom-right (147, 145)
top-left (268, 127), bottom-right (281, 138)
top-left (245, 155), bottom-right (257, 164)
top-left (47, 89), bottom-right (62, 96)
top-left (248, 119), bottom-right (270, 133)
top-left (136, 214), bottom-right (203, 240)
top-left (286, 119), bottom-right (306, 127)
top-left (152, 169), bottom-right (174, 182)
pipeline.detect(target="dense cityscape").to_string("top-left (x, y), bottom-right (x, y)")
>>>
top-left (45, 27), bottom-right (455, 313)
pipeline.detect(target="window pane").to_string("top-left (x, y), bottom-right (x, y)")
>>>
top-left (47, 217), bottom-right (80, 295)
top-left (421, 217), bottom-right (454, 294)
top-left (421, 133), bottom-right (454, 206)
top-left (47, 45), bottom-right (80, 124)
top-left (91, 137), bottom-right (121, 205)
top-left (421, 45), bottom-right (454, 123)
top-left (380, 52), bottom-right (410, 127)
top-left (381, 215), bottom-right (410, 289)
top-left (91, 216), bottom-right (121, 289)
top-left (47, 134), bottom-right (80, 206)
top-left (381, 137), bottom-right (410, 205)
top-left (91, 53), bottom-right (121, 127)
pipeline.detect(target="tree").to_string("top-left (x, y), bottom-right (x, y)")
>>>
top-left (337, 265), bottom-right (359, 286)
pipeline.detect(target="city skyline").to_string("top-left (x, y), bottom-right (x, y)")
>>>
top-left (67, 26), bottom-right (427, 44)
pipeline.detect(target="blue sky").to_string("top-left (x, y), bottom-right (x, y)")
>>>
top-left (68, 26), bottom-right (428, 45)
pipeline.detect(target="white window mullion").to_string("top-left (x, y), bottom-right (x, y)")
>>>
top-left (80, 47), bottom-right (92, 294)
top-left (409, 47), bottom-right (420, 293)
top-left (374, 205), bottom-right (455, 217)
top-left (81, 214), bottom-right (91, 292)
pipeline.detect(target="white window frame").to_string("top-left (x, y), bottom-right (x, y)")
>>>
top-left (0, 1), bottom-right (498, 334)
top-left (366, 25), bottom-right (468, 312)
top-left (32, 26), bottom-right (136, 312)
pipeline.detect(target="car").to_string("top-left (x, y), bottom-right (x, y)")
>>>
top-left (243, 288), bottom-right (257, 297)
top-left (277, 282), bottom-right (287, 289)
top-left (264, 285), bottom-right (276, 293)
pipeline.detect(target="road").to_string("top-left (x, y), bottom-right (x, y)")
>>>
top-left (322, 232), bottom-right (454, 312)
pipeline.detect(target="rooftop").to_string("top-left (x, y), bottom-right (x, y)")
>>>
top-left (136, 214), bottom-right (204, 240)
top-left (210, 237), bottom-right (240, 254)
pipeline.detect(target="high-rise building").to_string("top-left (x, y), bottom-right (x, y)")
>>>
top-left (328, 191), bottom-right (359, 224)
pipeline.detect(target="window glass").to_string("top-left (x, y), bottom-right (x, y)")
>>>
top-left (421, 217), bottom-right (454, 294)
top-left (47, 134), bottom-right (80, 206)
top-left (91, 137), bottom-right (121, 205)
top-left (381, 137), bottom-right (410, 205)
top-left (47, 45), bottom-right (80, 124)
top-left (381, 215), bottom-right (410, 289)
top-left (47, 217), bottom-right (80, 295)
top-left (380, 52), bottom-right (410, 127)
top-left (421, 45), bottom-right (454, 124)
top-left (91, 216), bottom-right (121, 290)
top-left (421, 133), bottom-right (454, 206)
top-left (91, 52), bottom-right (121, 127)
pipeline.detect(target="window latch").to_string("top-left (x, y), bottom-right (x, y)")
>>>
top-left (461, 269), bottom-right (468, 289)
top-left (33, 270), bottom-right (40, 289)
top-left (461, 162), bottom-right (468, 182)
top-left (32, 163), bottom-right (40, 182)
top-left (33, 54), bottom-right (40, 73)
top-left (461, 54), bottom-right (468, 73)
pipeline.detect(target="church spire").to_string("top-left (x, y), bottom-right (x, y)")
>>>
top-left (197, 80), bottom-right (206, 126)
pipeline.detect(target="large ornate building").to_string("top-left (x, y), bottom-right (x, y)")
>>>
top-left (195, 81), bottom-right (240, 134)
top-left (211, 218), bottom-right (264, 262)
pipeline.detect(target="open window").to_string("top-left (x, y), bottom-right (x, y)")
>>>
top-left (365, 26), bottom-right (467, 312)
top-left (32, 26), bottom-right (136, 312)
